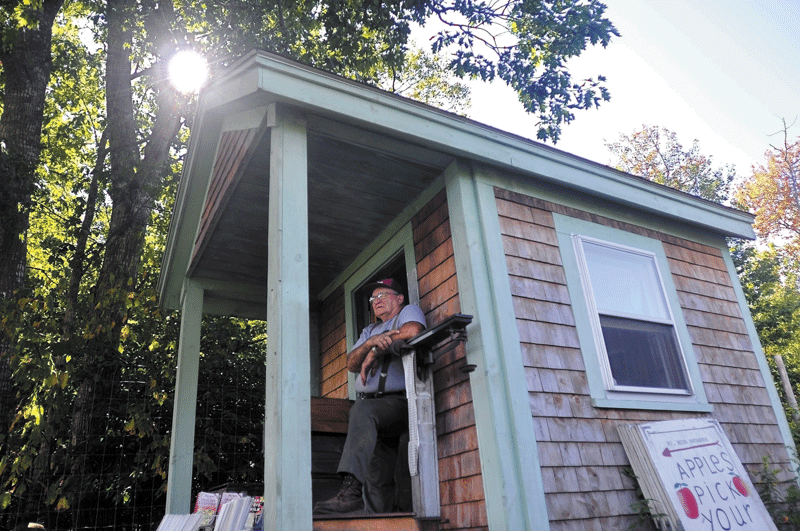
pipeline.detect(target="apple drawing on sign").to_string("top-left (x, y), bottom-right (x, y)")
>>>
top-left (675, 482), bottom-right (699, 519)
top-left (731, 473), bottom-right (750, 497)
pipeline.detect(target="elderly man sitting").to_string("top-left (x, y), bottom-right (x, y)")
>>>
top-left (314, 279), bottom-right (426, 514)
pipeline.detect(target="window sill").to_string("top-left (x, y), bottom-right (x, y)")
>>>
top-left (592, 396), bottom-right (713, 413)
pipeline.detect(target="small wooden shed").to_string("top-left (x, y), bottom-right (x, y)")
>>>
top-left (157, 49), bottom-right (795, 530)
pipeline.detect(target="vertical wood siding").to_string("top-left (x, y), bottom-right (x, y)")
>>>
top-left (495, 187), bottom-right (792, 531)
top-left (316, 189), bottom-right (489, 529)
top-left (191, 127), bottom-right (259, 270)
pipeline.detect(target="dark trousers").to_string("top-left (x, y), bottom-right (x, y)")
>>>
top-left (337, 394), bottom-right (408, 513)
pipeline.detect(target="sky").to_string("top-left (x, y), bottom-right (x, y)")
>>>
top-left (452, 0), bottom-right (800, 175)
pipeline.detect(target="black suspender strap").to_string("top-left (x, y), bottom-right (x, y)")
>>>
top-left (375, 313), bottom-right (401, 398)
top-left (375, 355), bottom-right (393, 398)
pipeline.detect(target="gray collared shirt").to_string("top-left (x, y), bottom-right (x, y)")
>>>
top-left (352, 305), bottom-right (426, 394)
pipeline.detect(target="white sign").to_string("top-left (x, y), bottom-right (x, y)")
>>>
top-left (621, 418), bottom-right (778, 531)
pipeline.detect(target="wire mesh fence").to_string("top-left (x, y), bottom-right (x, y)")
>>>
top-left (0, 346), bottom-right (265, 531)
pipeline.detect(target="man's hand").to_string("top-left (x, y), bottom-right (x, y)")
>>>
top-left (346, 320), bottom-right (423, 374)
top-left (360, 330), bottom-right (399, 384)
top-left (370, 329), bottom-right (400, 352)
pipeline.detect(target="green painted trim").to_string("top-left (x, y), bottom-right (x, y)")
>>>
top-left (592, 398), bottom-right (713, 412)
top-left (166, 279), bottom-right (203, 514)
top-left (719, 247), bottom-right (799, 465)
top-left (221, 105), bottom-right (267, 132)
top-left (342, 223), bottom-right (418, 399)
top-left (343, 280), bottom-right (356, 399)
top-left (199, 51), bottom-right (754, 240)
top-left (445, 161), bottom-right (550, 531)
top-left (158, 110), bottom-right (224, 311)
top-left (488, 167), bottom-right (737, 248)
top-left (263, 104), bottom-right (313, 529)
top-left (553, 212), bottom-right (712, 412)
top-left (309, 310), bottom-right (321, 397)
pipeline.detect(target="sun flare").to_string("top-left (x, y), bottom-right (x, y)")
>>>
top-left (168, 50), bottom-right (208, 94)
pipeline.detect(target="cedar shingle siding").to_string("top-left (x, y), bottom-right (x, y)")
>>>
top-left (316, 185), bottom-right (786, 530)
top-left (319, 286), bottom-right (348, 399)
top-left (496, 187), bottom-right (792, 530)
top-left (413, 190), bottom-right (488, 530)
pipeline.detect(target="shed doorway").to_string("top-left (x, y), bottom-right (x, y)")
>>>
top-left (353, 252), bottom-right (410, 336)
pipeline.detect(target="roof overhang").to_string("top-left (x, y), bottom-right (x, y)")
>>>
top-left (158, 50), bottom-right (755, 317)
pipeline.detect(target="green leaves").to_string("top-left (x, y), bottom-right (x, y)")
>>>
top-left (0, 492), bottom-right (10, 510)
top-left (377, 45), bottom-right (472, 114)
top-left (732, 241), bottom-right (800, 444)
top-left (605, 125), bottom-right (735, 203)
top-left (427, 0), bottom-right (618, 141)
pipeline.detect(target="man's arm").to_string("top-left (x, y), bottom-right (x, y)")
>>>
top-left (393, 320), bottom-right (426, 342)
top-left (346, 328), bottom-right (399, 374)
top-left (351, 320), bottom-right (425, 383)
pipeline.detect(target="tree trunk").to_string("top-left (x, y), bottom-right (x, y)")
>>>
top-left (69, 1), bottom-right (184, 522)
top-left (0, 0), bottom-right (65, 445)
top-left (63, 132), bottom-right (108, 339)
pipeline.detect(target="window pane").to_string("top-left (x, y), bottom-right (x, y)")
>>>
top-left (583, 241), bottom-right (669, 320)
top-left (600, 315), bottom-right (689, 391)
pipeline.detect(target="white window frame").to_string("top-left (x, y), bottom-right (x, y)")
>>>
top-left (554, 213), bottom-right (711, 412)
top-left (574, 235), bottom-right (693, 395)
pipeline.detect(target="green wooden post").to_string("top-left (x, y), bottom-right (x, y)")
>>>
top-left (166, 279), bottom-right (203, 514)
top-left (263, 103), bottom-right (312, 529)
top-left (445, 161), bottom-right (550, 531)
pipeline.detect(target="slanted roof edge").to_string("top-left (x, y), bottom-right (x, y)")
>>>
top-left (159, 49), bottom-right (756, 309)
top-left (203, 50), bottom-right (754, 239)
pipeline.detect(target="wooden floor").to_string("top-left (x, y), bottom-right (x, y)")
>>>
top-left (313, 513), bottom-right (439, 531)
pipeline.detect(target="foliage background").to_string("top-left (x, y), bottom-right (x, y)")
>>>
top-left (0, 0), bottom-right (621, 529)
top-left (2, 1), bottom-right (800, 530)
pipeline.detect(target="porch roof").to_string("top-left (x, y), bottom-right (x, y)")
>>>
top-left (157, 49), bottom-right (755, 318)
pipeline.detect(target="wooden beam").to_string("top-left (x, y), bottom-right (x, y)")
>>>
top-left (264, 103), bottom-right (313, 529)
top-left (165, 279), bottom-right (203, 514)
top-left (313, 514), bottom-right (439, 531)
top-left (310, 397), bottom-right (352, 434)
top-left (407, 350), bottom-right (440, 518)
top-left (158, 112), bottom-right (223, 311)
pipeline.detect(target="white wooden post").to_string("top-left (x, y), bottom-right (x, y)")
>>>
top-left (408, 350), bottom-right (440, 517)
top-left (166, 279), bottom-right (203, 514)
top-left (263, 103), bottom-right (312, 530)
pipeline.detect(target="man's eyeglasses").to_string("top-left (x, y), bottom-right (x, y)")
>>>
top-left (369, 292), bottom-right (398, 304)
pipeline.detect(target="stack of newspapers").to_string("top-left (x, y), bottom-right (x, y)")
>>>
top-left (155, 513), bottom-right (204, 531)
top-left (156, 493), bottom-right (262, 531)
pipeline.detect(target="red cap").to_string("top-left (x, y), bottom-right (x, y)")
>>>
top-left (364, 278), bottom-right (403, 294)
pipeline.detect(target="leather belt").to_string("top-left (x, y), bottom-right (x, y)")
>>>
top-left (356, 390), bottom-right (406, 399)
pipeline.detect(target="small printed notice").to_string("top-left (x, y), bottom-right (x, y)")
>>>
top-left (618, 418), bottom-right (778, 531)
top-left (192, 491), bottom-right (220, 528)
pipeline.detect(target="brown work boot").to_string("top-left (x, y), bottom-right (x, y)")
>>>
top-left (314, 473), bottom-right (364, 514)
